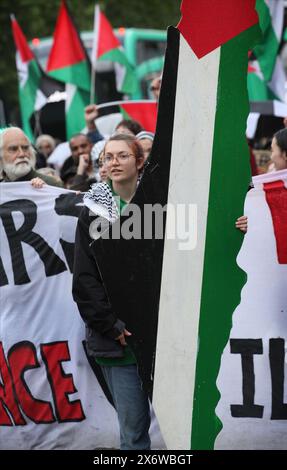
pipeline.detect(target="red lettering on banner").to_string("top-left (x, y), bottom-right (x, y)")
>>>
top-left (41, 342), bottom-right (85, 422)
top-left (264, 181), bottom-right (287, 264)
top-left (8, 342), bottom-right (55, 424)
top-left (0, 341), bottom-right (85, 426)
top-left (0, 343), bottom-right (26, 425)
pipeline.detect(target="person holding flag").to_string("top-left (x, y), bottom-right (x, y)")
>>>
top-left (72, 133), bottom-right (150, 450)
top-left (236, 127), bottom-right (287, 233)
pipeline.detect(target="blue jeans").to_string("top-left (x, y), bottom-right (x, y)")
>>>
top-left (100, 364), bottom-right (151, 450)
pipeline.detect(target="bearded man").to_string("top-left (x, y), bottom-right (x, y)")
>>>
top-left (0, 127), bottom-right (62, 187)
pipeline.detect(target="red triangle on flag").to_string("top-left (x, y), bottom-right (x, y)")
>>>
top-left (97, 8), bottom-right (121, 58)
top-left (11, 16), bottom-right (34, 63)
top-left (248, 63), bottom-right (257, 73)
top-left (47, 1), bottom-right (86, 72)
top-left (120, 102), bottom-right (158, 133)
top-left (178, 0), bottom-right (258, 59)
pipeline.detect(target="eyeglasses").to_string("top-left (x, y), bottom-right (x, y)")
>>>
top-left (103, 152), bottom-right (135, 165)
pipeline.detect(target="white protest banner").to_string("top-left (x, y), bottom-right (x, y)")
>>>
top-left (215, 169), bottom-right (287, 449)
top-left (0, 182), bottom-right (163, 450)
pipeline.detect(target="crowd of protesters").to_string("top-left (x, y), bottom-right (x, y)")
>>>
top-left (0, 104), bottom-right (154, 193)
top-left (0, 98), bottom-right (156, 451)
top-left (1, 74), bottom-right (287, 450)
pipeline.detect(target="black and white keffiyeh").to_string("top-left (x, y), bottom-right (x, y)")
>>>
top-left (83, 182), bottom-right (120, 223)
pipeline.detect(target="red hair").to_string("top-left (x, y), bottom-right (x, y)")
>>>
top-left (104, 133), bottom-right (144, 163)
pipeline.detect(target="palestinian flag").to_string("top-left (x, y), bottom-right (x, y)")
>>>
top-left (248, 0), bottom-right (285, 102)
top-left (150, 1), bottom-right (260, 450)
top-left (120, 101), bottom-right (157, 132)
top-left (46, 1), bottom-right (91, 139)
top-left (248, 56), bottom-right (286, 102)
top-left (253, 0), bottom-right (284, 82)
top-left (97, 100), bottom-right (157, 132)
top-left (11, 15), bottom-right (62, 141)
top-left (92, 5), bottom-right (137, 96)
top-left (90, 0), bottom-right (260, 450)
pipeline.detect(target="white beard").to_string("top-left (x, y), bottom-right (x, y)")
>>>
top-left (3, 155), bottom-right (36, 181)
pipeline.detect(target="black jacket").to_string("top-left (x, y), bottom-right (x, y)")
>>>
top-left (72, 206), bottom-right (126, 358)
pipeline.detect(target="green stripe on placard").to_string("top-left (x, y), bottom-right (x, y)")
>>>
top-left (190, 23), bottom-right (260, 450)
top-left (48, 60), bottom-right (90, 92)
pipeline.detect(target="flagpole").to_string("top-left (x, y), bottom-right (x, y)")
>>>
top-left (34, 109), bottom-right (42, 137)
top-left (96, 99), bottom-right (156, 110)
top-left (90, 64), bottom-right (96, 104)
top-left (90, 5), bottom-right (99, 104)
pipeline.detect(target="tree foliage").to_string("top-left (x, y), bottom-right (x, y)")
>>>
top-left (0, 0), bottom-right (181, 123)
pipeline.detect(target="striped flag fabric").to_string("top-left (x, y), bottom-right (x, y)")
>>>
top-left (253, 0), bottom-right (284, 82)
top-left (46, 1), bottom-right (91, 139)
top-left (248, 0), bottom-right (285, 103)
top-left (248, 56), bottom-right (286, 102)
top-left (11, 15), bottom-right (61, 141)
top-left (119, 101), bottom-right (157, 132)
top-left (91, 5), bottom-right (137, 96)
top-left (95, 99), bottom-right (157, 132)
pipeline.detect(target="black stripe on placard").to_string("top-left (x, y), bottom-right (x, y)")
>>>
top-left (93, 26), bottom-right (181, 397)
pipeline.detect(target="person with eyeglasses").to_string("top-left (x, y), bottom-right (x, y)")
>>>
top-left (0, 127), bottom-right (62, 187)
top-left (72, 133), bottom-right (151, 450)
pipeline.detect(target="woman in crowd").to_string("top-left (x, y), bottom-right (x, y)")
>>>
top-left (72, 134), bottom-right (150, 450)
top-left (136, 131), bottom-right (154, 162)
top-left (236, 127), bottom-right (287, 232)
top-left (115, 119), bottom-right (143, 136)
top-left (98, 151), bottom-right (109, 182)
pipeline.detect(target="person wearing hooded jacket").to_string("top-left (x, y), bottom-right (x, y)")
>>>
top-left (72, 133), bottom-right (151, 450)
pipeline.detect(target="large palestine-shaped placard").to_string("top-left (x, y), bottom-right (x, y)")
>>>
top-left (152, 0), bottom-right (260, 449)
top-left (90, 0), bottom-right (265, 450)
